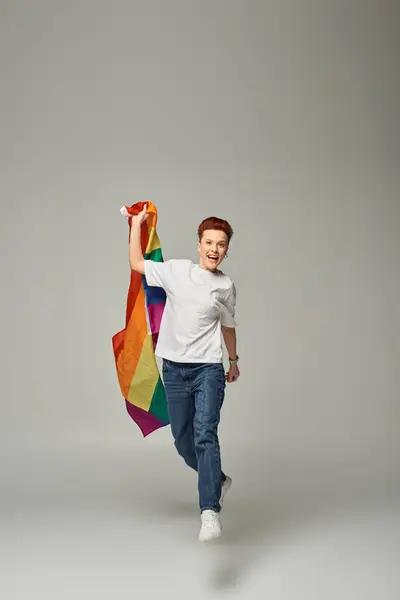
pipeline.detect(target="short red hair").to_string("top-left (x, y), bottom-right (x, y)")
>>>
top-left (197, 216), bottom-right (234, 243)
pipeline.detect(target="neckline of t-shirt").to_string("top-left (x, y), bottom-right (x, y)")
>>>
top-left (194, 263), bottom-right (224, 276)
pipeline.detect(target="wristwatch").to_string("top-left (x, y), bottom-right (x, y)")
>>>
top-left (229, 355), bottom-right (239, 367)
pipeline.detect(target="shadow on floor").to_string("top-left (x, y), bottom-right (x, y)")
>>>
top-left (205, 445), bottom-right (396, 592)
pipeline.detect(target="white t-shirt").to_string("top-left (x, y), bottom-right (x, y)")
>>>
top-left (144, 259), bottom-right (237, 363)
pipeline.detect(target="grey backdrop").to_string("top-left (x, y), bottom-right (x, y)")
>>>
top-left (1, 1), bottom-right (399, 599)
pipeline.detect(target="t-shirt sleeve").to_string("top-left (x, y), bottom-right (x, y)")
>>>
top-left (220, 282), bottom-right (237, 327)
top-left (144, 259), bottom-right (174, 290)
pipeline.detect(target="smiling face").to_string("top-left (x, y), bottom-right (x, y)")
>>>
top-left (197, 229), bottom-right (229, 271)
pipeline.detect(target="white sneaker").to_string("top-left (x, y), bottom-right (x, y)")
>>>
top-left (220, 475), bottom-right (232, 508)
top-left (198, 510), bottom-right (222, 542)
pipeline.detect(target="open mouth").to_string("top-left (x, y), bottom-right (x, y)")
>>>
top-left (207, 255), bottom-right (218, 262)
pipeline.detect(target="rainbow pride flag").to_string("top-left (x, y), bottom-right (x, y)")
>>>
top-left (112, 201), bottom-right (169, 436)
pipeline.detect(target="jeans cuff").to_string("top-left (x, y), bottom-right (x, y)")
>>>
top-left (200, 506), bottom-right (221, 513)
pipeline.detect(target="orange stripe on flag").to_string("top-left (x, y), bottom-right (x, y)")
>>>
top-left (116, 284), bottom-right (148, 398)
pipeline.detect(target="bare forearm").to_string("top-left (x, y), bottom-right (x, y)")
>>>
top-left (129, 224), bottom-right (145, 273)
top-left (221, 326), bottom-right (237, 359)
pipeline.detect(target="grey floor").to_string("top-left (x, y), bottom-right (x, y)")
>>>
top-left (2, 435), bottom-right (399, 600)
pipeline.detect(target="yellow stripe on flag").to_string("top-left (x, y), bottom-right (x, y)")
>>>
top-left (127, 334), bottom-right (159, 411)
top-left (146, 227), bottom-right (161, 255)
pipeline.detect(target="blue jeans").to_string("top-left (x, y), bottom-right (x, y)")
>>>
top-left (162, 359), bottom-right (227, 513)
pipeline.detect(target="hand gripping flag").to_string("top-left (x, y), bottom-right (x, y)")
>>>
top-left (112, 201), bottom-right (169, 436)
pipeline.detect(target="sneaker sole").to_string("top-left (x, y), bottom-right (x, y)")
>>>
top-left (199, 529), bottom-right (222, 542)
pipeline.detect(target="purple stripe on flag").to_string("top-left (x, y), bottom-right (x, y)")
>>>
top-left (147, 302), bottom-right (165, 335)
top-left (151, 332), bottom-right (159, 350)
top-left (125, 401), bottom-right (168, 437)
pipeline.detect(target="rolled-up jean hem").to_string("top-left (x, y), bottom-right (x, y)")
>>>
top-left (201, 506), bottom-right (220, 513)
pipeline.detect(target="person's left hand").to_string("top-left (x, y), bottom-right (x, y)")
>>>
top-left (226, 363), bottom-right (240, 383)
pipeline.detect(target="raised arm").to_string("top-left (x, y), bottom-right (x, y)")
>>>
top-left (129, 205), bottom-right (148, 274)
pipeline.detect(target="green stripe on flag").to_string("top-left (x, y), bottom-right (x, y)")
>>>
top-left (149, 377), bottom-right (169, 423)
top-left (144, 247), bottom-right (163, 262)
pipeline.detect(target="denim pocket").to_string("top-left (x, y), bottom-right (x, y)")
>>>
top-left (215, 365), bottom-right (226, 407)
top-left (216, 364), bottom-right (226, 386)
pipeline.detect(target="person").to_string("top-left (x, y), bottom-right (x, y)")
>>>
top-left (128, 204), bottom-right (240, 542)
